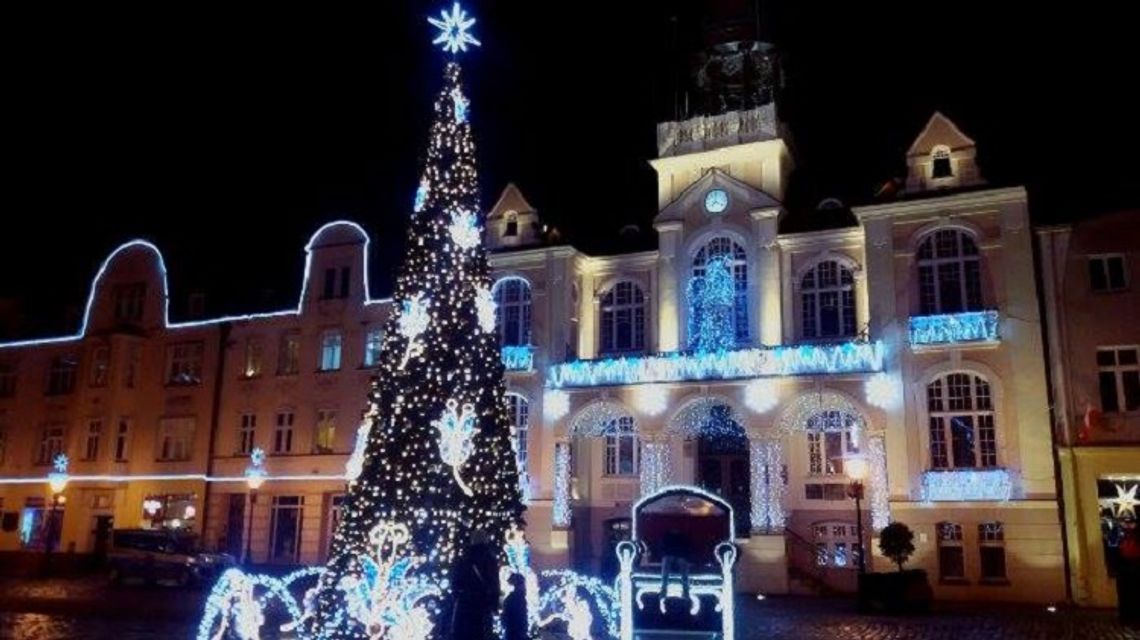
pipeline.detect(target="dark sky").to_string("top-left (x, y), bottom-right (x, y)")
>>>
top-left (2, 1), bottom-right (1136, 337)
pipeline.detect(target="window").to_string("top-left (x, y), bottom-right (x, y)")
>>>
top-left (927, 373), bottom-right (997, 469)
top-left (493, 277), bottom-right (532, 347)
top-left (363, 327), bottom-right (383, 367)
top-left (600, 281), bottom-right (646, 355)
top-left (340, 267), bottom-right (351, 298)
top-left (931, 145), bottom-right (953, 179)
top-left (242, 338), bottom-right (264, 378)
top-left (812, 522), bottom-right (861, 568)
top-left (806, 411), bottom-right (861, 476)
top-left (89, 346), bottom-right (110, 387)
top-left (141, 493), bottom-right (197, 531)
top-left (45, 355), bottom-right (78, 396)
top-left (270, 496), bottom-right (303, 564)
top-left (37, 427), bottom-right (65, 465)
top-left (325, 494), bottom-right (346, 560)
top-left (113, 283), bottom-right (147, 323)
top-left (124, 344), bottom-right (140, 389)
top-left (274, 411), bottom-right (295, 454)
top-left (506, 394), bottom-right (529, 473)
top-left (978, 522), bottom-right (1006, 581)
top-left (165, 342), bottom-right (204, 386)
top-left (114, 418), bottom-right (131, 462)
top-left (322, 268), bottom-right (336, 299)
top-left (504, 213), bottom-right (519, 237)
top-left (319, 330), bottom-right (342, 371)
top-left (692, 237), bottom-right (749, 344)
top-left (83, 419), bottom-right (102, 461)
top-left (0, 426), bottom-right (6, 464)
top-left (603, 416), bottom-right (638, 476)
top-left (804, 483), bottom-right (849, 501)
top-left (278, 332), bottom-right (300, 375)
top-left (801, 260), bottom-right (856, 339)
top-left (314, 409), bottom-right (336, 454)
top-left (916, 229), bottom-right (984, 315)
top-left (937, 522), bottom-right (965, 581)
top-left (0, 361), bottom-right (15, 397)
top-left (158, 417), bottom-right (195, 461)
top-left (320, 268), bottom-right (351, 300)
top-left (238, 413), bottom-right (256, 455)
top-left (1097, 347), bottom-right (1140, 413)
top-left (1088, 255), bottom-right (1127, 293)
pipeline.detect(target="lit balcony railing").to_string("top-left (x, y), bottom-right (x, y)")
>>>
top-left (547, 340), bottom-right (884, 389)
top-left (500, 345), bottom-right (534, 372)
top-left (920, 468), bottom-right (1013, 502)
top-left (908, 310), bottom-right (999, 347)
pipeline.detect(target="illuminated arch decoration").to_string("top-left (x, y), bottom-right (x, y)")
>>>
top-left (567, 400), bottom-right (636, 438)
top-left (665, 396), bottom-right (746, 439)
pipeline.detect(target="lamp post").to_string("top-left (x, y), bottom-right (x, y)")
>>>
top-left (243, 448), bottom-right (267, 566)
top-left (841, 455), bottom-right (869, 575)
top-left (44, 454), bottom-right (70, 575)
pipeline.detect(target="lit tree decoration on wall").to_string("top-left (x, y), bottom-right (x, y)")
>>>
top-left (688, 256), bottom-right (737, 353)
top-left (305, 6), bottom-right (524, 637)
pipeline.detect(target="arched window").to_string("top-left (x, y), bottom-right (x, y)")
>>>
top-left (801, 260), bottom-right (856, 339)
top-left (926, 373), bottom-right (996, 469)
top-left (806, 410), bottom-right (861, 476)
top-left (692, 237), bottom-right (749, 344)
top-left (931, 145), bottom-right (953, 179)
top-left (603, 416), bottom-right (638, 476)
top-left (916, 229), bottom-right (983, 315)
top-left (600, 281), bottom-right (646, 355)
top-left (504, 212), bottom-right (519, 237)
top-left (493, 277), bottom-right (531, 347)
top-left (505, 393), bottom-right (529, 473)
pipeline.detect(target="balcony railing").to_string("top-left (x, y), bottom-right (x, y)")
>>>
top-left (908, 310), bottom-right (999, 347)
top-left (500, 345), bottom-right (534, 372)
top-left (921, 468), bottom-right (1013, 502)
top-left (547, 340), bottom-right (884, 389)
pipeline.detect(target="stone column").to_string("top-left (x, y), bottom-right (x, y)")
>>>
top-left (750, 208), bottom-right (783, 346)
top-left (655, 222), bottom-right (682, 352)
top-left (852, 268), bottom-right (870, 339)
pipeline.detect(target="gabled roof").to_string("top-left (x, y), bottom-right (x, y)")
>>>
top-left (487, 182), bottom-right (537, 220)
top-left (654, 168), bottom-right (781, 225)
top-left (907, 111), bottom-right (976, 156)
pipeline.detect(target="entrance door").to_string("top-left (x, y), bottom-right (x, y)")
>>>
top-left (225, 494), bottom-right (246, 559)
top-left (696, 423), bottom-right (751, 536)
top-left (91, 516), bottom-right (114, 561)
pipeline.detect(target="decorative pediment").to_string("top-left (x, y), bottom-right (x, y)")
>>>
top-left (654, 168), bottom-right (782, 227)
top-left (487, 182), bottom-right (536, 221)
top-left (907, 111), bottom-right (976, 156)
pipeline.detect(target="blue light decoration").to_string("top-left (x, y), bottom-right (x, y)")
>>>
top-left (500, 345), bottom-right (534, 371)
top-left (47, 453), bottom-right (70, 492)
top-left (547, 340), bottom-right (884, 388)
top-left (428, 2), bottom-right (481, 54)
top-left (499, 527), bottom-right (541, 630)
top-left (431, 399), bottom-right (479, 496)
top-left (244, 448), bottom-right (267, 488)
top-left (446, 208), bottom-right (481, 249)
top-left (921, 468), bottom-right (1013, 502)
top-left (413, 179), bottom-right (430, 213)
top-left (451, 87), bottom-right (470, 123)
top-left (687, 256), bottom-right (736, 354)
top-left (908, 310), bottom-right (1000, 347)
top-left (196, 566), bottom-right (324, 640)
top-left (538, 570), bottom-right (621, 640)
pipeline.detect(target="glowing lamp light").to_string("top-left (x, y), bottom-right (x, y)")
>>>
top-left (244, 447), bottom-right (267, 490)
top-left (743, 378), bottom-right (778, 413)
top-left (844, 455), bottom-right (870, 482)
top-left (864, 372), bottom-right (902, 410)
top-left (47, 453), bottom-right (70, 494)
top-left (143, 499), bottom-right (163, 516)
top-left (632, 385), bottom-right (668, 416)
top-left (428, 2), bottom-right (481, 54)
top-left (544, 389), bottom-right (570, 421)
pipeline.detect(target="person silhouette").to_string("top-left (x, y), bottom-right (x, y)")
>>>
top-left (660, 528), bottom-right (692, 608)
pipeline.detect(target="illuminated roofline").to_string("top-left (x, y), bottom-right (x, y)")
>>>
top-left (630, 484), bottom-right (735, 541)
top-left (0, 472), bottom-right (351, 485)
top-left (0, 220), bottom-right (394, 350)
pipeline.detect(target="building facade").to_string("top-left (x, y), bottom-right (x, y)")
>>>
top-left (0, 109), bottom-right (1070, 603)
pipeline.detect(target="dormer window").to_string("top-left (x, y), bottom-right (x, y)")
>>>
top-left (504, 212), bottom-right (519, 237)
top-left (931, 146), bottom-right (953, 179)
top-left (113, 283), bottom-right (147, 323)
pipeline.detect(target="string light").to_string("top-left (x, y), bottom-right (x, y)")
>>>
top-left (567, 400), bottom-right (634, 437)
top-left (474, 285), bottom-right (497, 333)
top-left (48, 454), bottom-right (69, 493)
top-left (537, 570), bottom-right (620, 640)
top-left (909, 310), bottom-right (999, 346)
top-left (921, 469), bottom-right (1013, 502)
top-left (544, 389), bottom-right (570, 421)
top-left (632, 385), bottom-right (668, 416)
top-left (867, 436), bottom-right (890, 530)
top-left (553, 443), bottom-right (572, 527)
top-left (750, 439), bottom-right (785, 531)
top-left (639, 441), bottom-right (670, 495)
top-left (447, 208), bottom-right (481, 249)
top-left (244, 448), bottom-right (267, 490)
top-left (744, 378), bottom-right (778, 413)
top-left (396, 292), bottom-right (430, 369)
top-left (687, 256), bottom-right (736, 353)
top-left (864, 372), bottom-right (902, 410)
top-left (500, 345), bottom-right (534, 371)
top-left (428, 2), bottom-right (480, 54)
top-left (431, 399), bottom-right (478, 496)
top-left (413, 179), bottom-right (430, 213)
top-left (666, 398), bottom-right (744, 439)
top-left (196, 567), bottom-right (323, 640)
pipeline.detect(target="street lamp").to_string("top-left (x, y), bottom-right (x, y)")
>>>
top-left (841, 454), bottom-right (869, 575)
top-left (243, 448), bottom-right (267, 565)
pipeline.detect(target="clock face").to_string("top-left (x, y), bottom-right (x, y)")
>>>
top-left (704, 189), bottom-right (729, 214)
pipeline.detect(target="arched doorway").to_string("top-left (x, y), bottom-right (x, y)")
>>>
top-left (673, 400), bottom-right (751, 537)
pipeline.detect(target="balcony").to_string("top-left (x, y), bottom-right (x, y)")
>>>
top-left (500, 345), bottom-right (534, 372)
top-left (909, 310), bottom-right (999, 349)
top-left (547, 340), bottom-right (884, 389)
top-left (921, 468), bottom-right (1013, 502)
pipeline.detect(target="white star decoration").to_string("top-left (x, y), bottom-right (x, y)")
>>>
top-left (1112, 483), bottom-right (1139, 519)
top-left (428, 3), bottom-right (481, 54)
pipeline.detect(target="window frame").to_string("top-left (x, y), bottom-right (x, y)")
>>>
top-left (1088, 254), bottom-right (1129, 293)
top-left (926, 372), bottom-right (998, 469)
top-left (1097, 346), bottom-right (1140, 413)
top-left (493, 277), bottom-right (532, 347)
top-left (800, 260), bottom-right (857, 340)
top-left (314, 409), bottom-right (337, 454)
top-left (0, 361), bottom-right (16, 397)
top-left (274, 410), bottom-right (295, 454)
top-left (157, 417), bottom-right (195, 462)
top-left (363, 327), bottom-right (384, 368)
top-left (691, 236), bottom-right (750, 345)
top-left (45, 355), bottom-right (78, 396)
top-left (89, 346), bottom-right (110, 388)
top-left (931, 145), bottom-right (954, 179)
top-left (114, 418), bottom-right (131, 462)
top-left (83, 419), bottom-right (103, 461)
top-left (238, 413), bottom-right (256, 455)
top-left (916, 229), bottom-right (984, 315)
top-left (599, 280), bottom-right (647, 356)
top-left (937, 522), bottom-right (966, 582)
top-left (505, 393), bottom-right (529, 473)
top-left (277, 332), bottom-right (301, 376)
top-left (603, 416), bottom-right (639, 477)
top-left (165, 342), bottom-right (204, 386)
top-left (978, 521), bottom-right (1007, 582)
top-left (241, 338), bottom-right (264, 379)
top-left (37, 426), bottom-right (65, 466)
top-left (806, 410), bottom-right (861, 477)
top-left (319, 329), bottom-right (343, 372)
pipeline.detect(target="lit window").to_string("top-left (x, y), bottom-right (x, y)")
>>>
top-left (1097, 346), bottom-right (1140, 413)
top-left (45, 355), bottom-right (78, 396)
top-left (0, 361), bottom-right (17, 398)
top-left (83, 419), bottom-right (102, 461)
top-left (506, 393), bottom-right (529, 473)
top-left (493, 277), bottom-right (532, 347)
top-left (242, 338), bottom-right (264, 378)
top-left (89, 346), bottom-right (110, 387)
top-left (274, 411), bottom-right (295, 454)
top-left (320, 330), bottom-right (343, 371)
top-left (157, 417), bottom-right (195, 462)
top-left (692, 237), bottom-right (749, 344)
top-left (801, 260), bottom-right (856, 339)
top-left (916, 230), bottom-right (984, 315)
top-left (278, 332), bottom-right (301, 376)
top-left (806, 411), bottom-right (861, 476)
top-left (931, 145), bottom-right (953, 179)
top-left (600, 281), bottom-right (646, 355)
top-left (978, 522), bottom-right (1006, 581)
top-left (812, 521), bottom-right (861, 568)
top-left (363, 327), bottom-right (384, 367)
top-left (314, 409), bottom-right (337, 454)
top-left (937, 522), bottom-right (965, 581)
top-left (165, 342), bottom-right (204, 386)
top-left (112, 283), bottom-right (147, 323)
top-left (37, 427), bottom-right (64, 465)
top-left (1089, 255), bottom-right (1128, 293)
top-left (238, 413), bottom-right (256, 455)
top-left (927, 373), bottom-right (996, 469)
top-left (603, 416), bottom-right (638, 476)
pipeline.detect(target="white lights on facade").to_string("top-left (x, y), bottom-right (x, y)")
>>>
top-left (743, 378), bottom-right (778, 413)
top-left (921, 468), bottom-right (1014, 502)
top-left (909, 310), bottom-right (1000, 346)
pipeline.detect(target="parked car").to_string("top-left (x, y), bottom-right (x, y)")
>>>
top-left (107, 528), bottom-right (234, 587)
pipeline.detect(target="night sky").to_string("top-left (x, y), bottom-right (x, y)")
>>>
top-left (3, 1), bottom-right (1135, 338)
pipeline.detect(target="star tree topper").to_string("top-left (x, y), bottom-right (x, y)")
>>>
top-left (428, 2), bottom-right (481, 54)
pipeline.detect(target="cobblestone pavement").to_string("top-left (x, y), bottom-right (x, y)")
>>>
top-left (0, 577), bottom-right (1137, 639)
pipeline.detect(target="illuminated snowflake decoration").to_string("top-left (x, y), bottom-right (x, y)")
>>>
top-left (413, 178), bottom-right (430, 213)
top-left (48, 453), bottom-right (70, 493)
top-left (52, 453), bottom-right (69, 474)
top-left (345, 419), bottom-right (372, 482)
top-left (398, 292), bottom-right (431, 369)
top-left (474, 285), bottom-right (496, 333)
top-left (1112, 483), bottom-right (1139, 520)
top-left (432, 399), bottom-right (479, 496)
top-left (339, 521), bottom-right (443, 640)
top-left (451, 87), bottom-right (470, 123)
top-left (428, 2), bottom-right (481, 54)
top-left (244, 447), bottom-right (267, 488)
top-left (544, 389), bottom-right (570, 421)
top-left (864, 372), bottom-right (902, 410)
top-left (447, 209), bottom-right (481, 250)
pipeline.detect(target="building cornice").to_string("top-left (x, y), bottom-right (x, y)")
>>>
top-left (852, 186), bottom-right (1027, 221)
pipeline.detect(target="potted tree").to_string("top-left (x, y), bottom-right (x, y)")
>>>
top-left (860, 522), bottom-right (932, 614)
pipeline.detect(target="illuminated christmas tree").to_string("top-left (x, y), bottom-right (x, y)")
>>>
top-left (688, 256), bottom-right (737, 353)
top-left (306, 5), bottom-right (524, 638)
